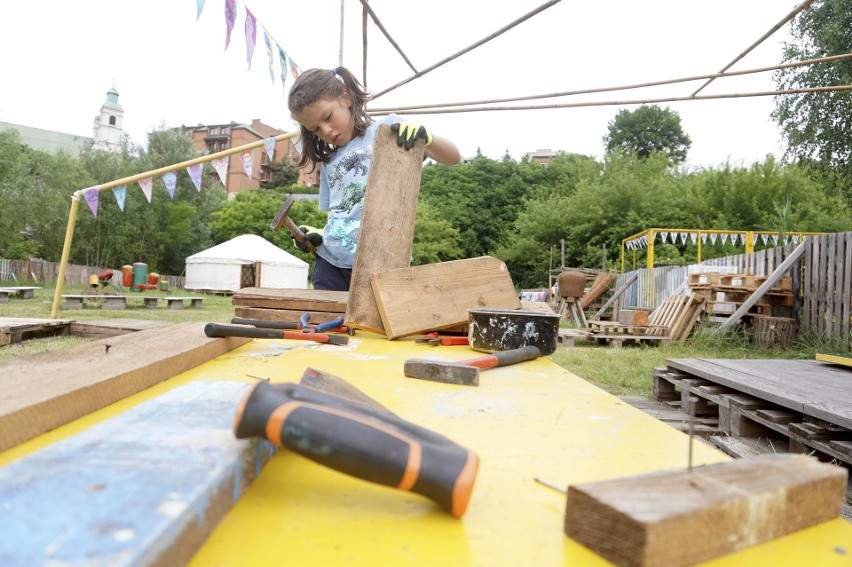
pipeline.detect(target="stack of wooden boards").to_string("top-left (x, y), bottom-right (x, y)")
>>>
top-left (689, 272), bottom-right (797, 347)
top-left (585, 293), bottom-right (706, 347)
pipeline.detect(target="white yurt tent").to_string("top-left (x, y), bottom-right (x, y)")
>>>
top-left (185, 234), bottom-right (308, 292)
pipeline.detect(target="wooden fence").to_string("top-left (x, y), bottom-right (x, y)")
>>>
top-left (0, 258), bottom-right (185, 289)
top-left (612, 232), bottom-right (851, 343)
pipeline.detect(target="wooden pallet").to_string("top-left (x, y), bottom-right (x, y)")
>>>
top-left (0, 317), bottom-right (73, 346)
top-left (586, 293), bottom-right (705, 347)
top-left (653, 359), bottom-right (852, 467)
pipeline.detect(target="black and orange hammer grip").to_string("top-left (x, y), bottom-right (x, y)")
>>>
top-left (461, 345), bottom-right (541, 369)
top-left (205, 323), bottom-right (347, 345)
top-left (234, 381), bottom-right (479, 517)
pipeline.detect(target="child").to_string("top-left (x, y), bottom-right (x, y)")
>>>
top-left (288, 66), bottom-right (461, 291)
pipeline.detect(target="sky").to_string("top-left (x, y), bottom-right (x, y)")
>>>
top-left (0, 0), bottom-right (803, 169)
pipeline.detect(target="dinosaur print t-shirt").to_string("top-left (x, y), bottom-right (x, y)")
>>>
top-left (317, 114), bottom-right (400, 269)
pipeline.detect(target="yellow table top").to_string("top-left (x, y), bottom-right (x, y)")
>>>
top-left (5, 333), bottom-right (851, 566)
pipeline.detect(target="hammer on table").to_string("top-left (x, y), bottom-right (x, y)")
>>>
top-left (404, 345), bottom-right (541, 387)
top-left (270, 198), bottom-right (317, 257)
top-left (204, 323), bottom-right (348, 345)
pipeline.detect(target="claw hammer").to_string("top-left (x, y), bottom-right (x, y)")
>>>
top-left (271, 198), bottom-right (317, 257)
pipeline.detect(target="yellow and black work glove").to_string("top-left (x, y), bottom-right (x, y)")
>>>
top-left (293, 225), bottom-right (323, 253)
top-left (391, 122), bottom-right (433, 150)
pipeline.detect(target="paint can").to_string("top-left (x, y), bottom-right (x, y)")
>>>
top-left (467, 308), bottom-right (560, 356)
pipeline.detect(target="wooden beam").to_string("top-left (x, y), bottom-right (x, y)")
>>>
top-left (345, 124), bottom-right (425, 334)
top-left (371, 256), bottom-right (521, 339)
top-left (0, 381), bottom-right (274, 566)
top-left (591, 272), bottom-right (638, 320)
top-left (564, 453), bottom-right (846, 567)
top-left (232, 288), bottom-right (348, 313)
top-left (0, 322), bottom-right (249, 452)
top-left (716, 241), bottom-right (806, 332)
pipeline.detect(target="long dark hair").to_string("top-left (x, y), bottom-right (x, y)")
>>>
top-left (288, 67), bottom-right (372, 168)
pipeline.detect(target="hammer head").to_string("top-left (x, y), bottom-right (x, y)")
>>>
top-left (404, 359), bottom-right (480, 387)
top-left (270, 198), bottom-right (294, 232)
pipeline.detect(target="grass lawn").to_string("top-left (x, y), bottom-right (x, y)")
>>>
top-left (0, 282), bottom-right (837, 397)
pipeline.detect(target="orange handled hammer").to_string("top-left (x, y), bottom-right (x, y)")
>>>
top-left (404, 345), bottom-right (541, 387)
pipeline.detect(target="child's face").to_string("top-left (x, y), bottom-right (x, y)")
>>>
top-left (294, 93), bottom-right (355, 148)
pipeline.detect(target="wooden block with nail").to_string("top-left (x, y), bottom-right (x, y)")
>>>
top-left (564, 454), bottom-right (847, 567)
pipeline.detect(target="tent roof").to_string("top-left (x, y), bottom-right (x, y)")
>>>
top-left (187, 234), bottom-right (308, 267)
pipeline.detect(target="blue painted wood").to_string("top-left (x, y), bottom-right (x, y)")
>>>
top-left (0, 381), bottom-right (276, 566)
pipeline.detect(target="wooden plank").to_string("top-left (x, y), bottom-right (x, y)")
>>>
top-left (0, 322), bottom-right (250, 452)
top-left (716, 241), bottom-right (807, 332)
top-left (345, 124), bottom-right (425, 334)
top-left (563, 454), bottom-right (847, 567)
top-left (371, 256), bottom-right (521, 339)
top-left (591, 272), bottom-right (638, 320)
top-left (0, 381), bottom-right (274, 567)
top-left (69, 318), bottom-right (171, 339)
top-left (233, 306), bottom-right (343, 324)
top-left (232, 288), bottom-right (347, 313)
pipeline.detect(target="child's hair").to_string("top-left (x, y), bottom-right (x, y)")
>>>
top-left (288, 66), bottom-right (372, 168)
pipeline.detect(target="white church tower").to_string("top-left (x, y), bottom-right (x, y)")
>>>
top-left (92, 87), bottom-right (124, 152)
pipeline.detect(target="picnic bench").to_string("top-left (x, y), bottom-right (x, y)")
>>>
top-left (0, 287), bottom-right (42, 302)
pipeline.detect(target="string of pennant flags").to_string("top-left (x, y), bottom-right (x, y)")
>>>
top-left (81, 137), bottom-right (278, 217)
top-left (198, 0), bottom-right (302, 94)
top-left (624, 230), bottom-right (805, 251)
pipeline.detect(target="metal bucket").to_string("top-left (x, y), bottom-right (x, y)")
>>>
top-left (467, 308), bottom-right (561, 355)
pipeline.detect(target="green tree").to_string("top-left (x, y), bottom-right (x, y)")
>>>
top-left (772, 0), bottom-right (852, 197)
top-left (603, 105), bottom-right (691, 164)
top-left (412, 201), bottom-right (463, 264)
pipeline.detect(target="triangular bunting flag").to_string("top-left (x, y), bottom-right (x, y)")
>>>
top-left (792, 234), bottom-right (800, 244)
top-left (289, 55), bottom-right (301, 78)
top-left (241, 150), bottom-right (253, 178)
top-left (263, 137), bottom-right (276, 161)
top-left (627, 241), bottom-right (633, 250)
top-left (772, 235), bottom-right (779, 245)
top-left (83, 186), bottom-right (100, 217)
top-left (224, 0), bottom-right (237, 50)
top-left (213, 157), bottom-right (229, 186)
top-left (196, 0), bottom-right (206, 21)
top-left (710, 233), bottom-right (718, 245)
top-left (112, 185), bottom-right (126, 211)
top-left (679, 232), bottom-right (687, 244)
top-left (187, 164), bottom-right (203, 191)
top-left (244, 7), bottom-right (257, 70)
top-left (659, 231), bottom-right (668, 243)
top-left (262, 27), bottom-right (275, 84)
top-left (163, 171), bottom-right (177, 200)
top-left (701, 233), bottom-right (708, 243)
top-left (761, 234), bottom-right (769, 245)
top-left (690, 233), bottom-right (697, 245)
top-left (752, 233), bottom-right (759, 245)
top-left (720, 233), bottom-right (729, 245)
top-left (278, 45), bottom-right (289, 92)
top-left (783, 235), bottom-right (790, 245)
top-left (138, 178), bottom-right (153, 203)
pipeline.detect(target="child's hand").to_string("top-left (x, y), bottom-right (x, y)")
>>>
top-left (293, 225), bottom-right (323, 253)
top-left (391, 122), bottom-right (433, 150)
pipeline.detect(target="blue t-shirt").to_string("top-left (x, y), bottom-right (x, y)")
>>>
top-left (317, 114), bottom-right (400, 269)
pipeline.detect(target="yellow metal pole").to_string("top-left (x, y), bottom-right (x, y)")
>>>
top-left (49, 132), bottom-right (298, 319)
top-left (646, 229), bottom-right (655, 269)
top-left (745, 230), bottom-right (754, 254)
top-left (620, 241), bottom-right (625, 273)
top-left (697, 230), bottom-right (702, 264)
top-left (50, 194), bottom-right (82, 319)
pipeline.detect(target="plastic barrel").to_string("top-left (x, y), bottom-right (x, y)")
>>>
top-left (122, 265), bottom-right (133, 287)
top-left (132, 262), bottom-right (148, 291)
top-left (148, 272), bottom-right (159, 285)
top-left (88, 274), bottom-right (99, 288)
top-left (159, 277), bottom-right (169, 292)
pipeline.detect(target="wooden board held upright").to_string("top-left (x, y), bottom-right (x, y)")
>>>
top-left (345, 124), bottom-right (425, 334)
top-left (371, 256), bottom-right (521, 339)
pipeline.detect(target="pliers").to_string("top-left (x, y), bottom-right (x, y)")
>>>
top-left (415, 332), bottom-right (470, 346)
